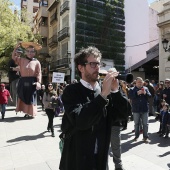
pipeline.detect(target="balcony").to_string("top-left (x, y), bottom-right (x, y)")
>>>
top-left (48, 35), bottom-right (58, 47)
top-left (58, 27), bottom-right (69, 42)
top-left (47, 0), bottom-right (59, 11)
top-left (60, 1), bottom-right (69, 15)
top-left (50, 57), bottom-right (70, 70)
top-left (50, 13), bottom-right (57, 24)
top-left (37, 6), bottom-right (48, 18)
top-left (38, 25), bottom-right (48, 37)
top-left (37, 47), bottom-right (49, 58)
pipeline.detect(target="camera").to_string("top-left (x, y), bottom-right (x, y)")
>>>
top-left (99, 68), bottom-right (133, 84)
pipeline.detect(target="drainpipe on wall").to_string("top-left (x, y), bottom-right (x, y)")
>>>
top-left (70, 0), bottom-right (76, 81)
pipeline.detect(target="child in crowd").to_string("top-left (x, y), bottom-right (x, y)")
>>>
top-left (156, 99), bottom-right (166, 134)
top-left (0, 84), bottom-right (13, 119)
top-left (159, 103), bottom-right (170, 138)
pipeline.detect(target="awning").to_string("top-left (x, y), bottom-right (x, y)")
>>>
top-left (126, 43), bottom-right (159, 72)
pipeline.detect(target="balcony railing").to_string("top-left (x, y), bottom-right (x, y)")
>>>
top-left (48, 35), bottom-right (58, 47)
top-left (58, 27), bottom-right (69, 41)
top-left (50, 57), bottom-right (70, 70)
top-left (50, 13), bottom-right (57, 24)
top-left (60, 1), bottom-right (69, 15)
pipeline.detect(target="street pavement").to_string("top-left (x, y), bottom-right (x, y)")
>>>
top-left (0, 106), bottom-right (169, 170)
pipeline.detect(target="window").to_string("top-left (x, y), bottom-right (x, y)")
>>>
top-left (61, 42), bottom-right (68, 57)
top-left (62, 15), bottom-right (69, 29)
top-left (42, 37), bottom-right (47, 46)
top-left (53, 26), bottom-right (57, 35)
top-left (40, 17), bottom-right (48, 26)
top-left (39, 0), bottom-right (48, 7)
top-left (33, 7), bottom-right (38, 13)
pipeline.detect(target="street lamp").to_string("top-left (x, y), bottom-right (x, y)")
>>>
top-left (162, 38), bottom-right (170, 52)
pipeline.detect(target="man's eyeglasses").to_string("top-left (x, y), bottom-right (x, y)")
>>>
top-left (165, 82), bottom-right (170, 84)
top-left (84, 62), bottom-right (101, 68)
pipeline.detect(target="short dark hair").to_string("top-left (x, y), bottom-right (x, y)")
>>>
top-left (74, 46), bottom-right (102, 77)
top-left (144, 79), bottom-right (150, 83)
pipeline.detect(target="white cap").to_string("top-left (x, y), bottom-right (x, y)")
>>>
top-left (165, 78), bottom-right (170, 82)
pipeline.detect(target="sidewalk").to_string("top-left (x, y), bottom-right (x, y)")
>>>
top-left (0, 106), bottom-right (169, 170)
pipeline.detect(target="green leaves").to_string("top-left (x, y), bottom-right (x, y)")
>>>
top-left (0, 0), bottom-right (40, 71)
top-left (0, 0), bottom-right (35, 56)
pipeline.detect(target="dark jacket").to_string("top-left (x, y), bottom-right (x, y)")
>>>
top-left (59, 82), bottom-right (130, 170)
top-left (8, 59), bottom-right (20, 83)
top-left (160, 110), bottom-right (170, 125)
top-left (145, 83), bottom-right (155, 97)
top-left (128, 86), bottom-right (151, 113)
top-left (162, 88), bottom-right (170, 105)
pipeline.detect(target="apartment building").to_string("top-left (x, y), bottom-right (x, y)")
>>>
top-left (21, 0), bottom-right (39, 26)
top-left (157, 1), bottom-right (170, 81)
top-left (150, 0), bottom-right (169, 12)
top-left (31, 0), bottom-right (125, 83)
top-left (32, 0), bottom-right (49, 83)
top-left (47, 0), bottom-right (71, 83)
top-left (125, 0), bottom-right (159, 81)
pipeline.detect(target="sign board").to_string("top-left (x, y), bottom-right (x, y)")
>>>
top-left (52, 72), bottom-right (65, 83)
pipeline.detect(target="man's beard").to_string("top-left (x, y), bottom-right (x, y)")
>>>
top-left (85, 72), bottom-right (99, 82)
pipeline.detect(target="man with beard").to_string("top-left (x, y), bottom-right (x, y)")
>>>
top-left (59, 46), bottom-right (130, 170)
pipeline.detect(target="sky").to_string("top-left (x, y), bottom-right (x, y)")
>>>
top-left (11, 0), bottom-right (21, 10)
top-left (148, 0), bottom-right (157, 4)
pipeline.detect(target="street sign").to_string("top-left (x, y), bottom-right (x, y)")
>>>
top-left (52, 72), bottom-right (65, 83)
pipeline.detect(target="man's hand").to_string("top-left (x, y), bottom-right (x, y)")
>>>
top-left (111, 79), bottom-right (119, 91)
top-left (137, 89), bottom-right (146, 95)
top-left (33, 82), bottom-right (41, 90)
top-left (14, 42), bottom-right (22, 49)
top-left (163, 94), bottom-right (167, 98)
top-left (101, 71), bottom-right (119, 98)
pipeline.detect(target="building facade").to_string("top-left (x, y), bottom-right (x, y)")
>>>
top-left (21, 0), bottom-right (39, 27)
top-left (32, 0), bottom-right (49, 83)
top-left (150, 0), bottom-right (169, 12)
top-left (125, 0), bottom-right (159, 81)
top-left (157, 1), bottom-right (170, 82)
top-left (27, 0), bottom-right (126, 83)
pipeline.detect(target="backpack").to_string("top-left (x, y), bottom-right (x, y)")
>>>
top-left (51, 98), bottom-right (59, 109)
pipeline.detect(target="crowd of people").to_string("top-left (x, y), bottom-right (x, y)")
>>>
top-left (0, 45), bottom-right (170, 170)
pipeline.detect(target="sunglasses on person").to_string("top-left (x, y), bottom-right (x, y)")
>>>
top-left (48, 84), bottom-right (53, 87)
top-left (165, 81), bottom-right (170, 84)
top-left (84, 62), bottom-right (101, 68)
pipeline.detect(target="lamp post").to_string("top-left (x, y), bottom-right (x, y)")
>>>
top-left (162, 38), bottom-right (170, 52)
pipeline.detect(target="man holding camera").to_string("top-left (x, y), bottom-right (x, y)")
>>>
top-left (59, 46), bottom-right (131, 170)
top-left (129, 77), bottom-right (151, 143)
